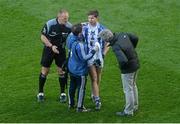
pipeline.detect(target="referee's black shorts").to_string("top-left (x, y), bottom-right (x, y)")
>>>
top-left (40, 46), bottom-right (66, 68)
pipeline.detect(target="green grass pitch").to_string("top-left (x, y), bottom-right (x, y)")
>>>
top-left (0, 0), bottom-right (180, 123)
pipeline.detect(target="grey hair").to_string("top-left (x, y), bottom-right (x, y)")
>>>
top-left (98, 29), bottom-right (113, 41)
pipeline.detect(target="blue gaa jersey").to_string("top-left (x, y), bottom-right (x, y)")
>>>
top-left (82, 22), bottom-right (105, 52)
top-left (68, 41), bottom-right (95, 76)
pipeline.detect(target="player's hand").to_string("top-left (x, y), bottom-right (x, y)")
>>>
top-left (106, 42), bottom-right (110, 46)
top-left (52, 45), bottom-right (59, 54)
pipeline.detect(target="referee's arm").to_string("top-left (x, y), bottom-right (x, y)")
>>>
top-left (40, 34), bottom-right (52, 48)
top-left (41, 23), bottom-right (53, 48)
top-left (41, 35), bottom-right (59, 54)
top-left (40, 23), bottom-right (59, 54)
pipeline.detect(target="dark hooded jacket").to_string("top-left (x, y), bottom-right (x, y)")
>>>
top-left (109, 33), bottom-right (140, 74)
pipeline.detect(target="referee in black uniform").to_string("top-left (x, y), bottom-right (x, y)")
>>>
top-left (37, 9), bottom-right (72, 102)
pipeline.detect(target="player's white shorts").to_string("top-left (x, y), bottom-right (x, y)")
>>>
top-left (88, 42), bottom-right (104, 68)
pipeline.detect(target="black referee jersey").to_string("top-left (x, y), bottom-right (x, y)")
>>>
top-left (41, 18), bottom-right (72, 48)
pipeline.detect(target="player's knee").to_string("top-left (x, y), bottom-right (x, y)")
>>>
top-left (41, 72), bottom-right (48, 76)
top-left (41, 67), bottom-right (49, 75)
top-left (59, 73), bottom-right (67, 78)
top-left (59, 73), bottom-right (67, 82)
top-left (91, 76), bottom-right (97, 83)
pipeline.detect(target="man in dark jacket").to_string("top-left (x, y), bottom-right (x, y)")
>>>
top-left (99, 29), bottom-right (140, 116)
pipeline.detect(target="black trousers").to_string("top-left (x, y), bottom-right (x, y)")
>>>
top-left (68, 74), bottom-right (87, 109)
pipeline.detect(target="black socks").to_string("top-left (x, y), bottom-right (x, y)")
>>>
top-left (59, 74), bottom-right (67, 93)
top-left (39, 73), bottom-right (46, 93)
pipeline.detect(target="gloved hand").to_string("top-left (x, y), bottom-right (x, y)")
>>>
top-left (94, 42), bottom-right (99, 52)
